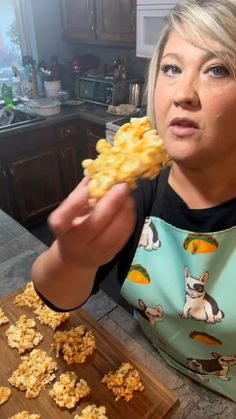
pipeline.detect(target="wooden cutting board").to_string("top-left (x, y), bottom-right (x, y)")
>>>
top-left (0, 289), bottom-right (178, 418)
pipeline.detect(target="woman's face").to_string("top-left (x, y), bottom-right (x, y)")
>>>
top-left (154, 31), bottom-right (236, 167)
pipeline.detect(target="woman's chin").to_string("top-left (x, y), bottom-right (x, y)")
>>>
top-left (166, 144), bottom-right (199, 166)
top-left (168, 152), bottom-right (199, 168)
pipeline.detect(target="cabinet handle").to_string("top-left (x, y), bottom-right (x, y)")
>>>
top-left (0, 166), bottom-right (7, 177)
top-left (87, 130), bottom-right (99, 140)
top-left (88, 0), bottom-right (94, 31)
top-left (61, 151), bottom-right (65, 159)
top-left (130, 9), bottom-right (136, 32)
top-left (10, 168), bottom-right (15, 176)
top-left (61, 127), bottom-right (75, 137)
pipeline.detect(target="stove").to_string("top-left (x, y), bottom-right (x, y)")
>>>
top-left (106, 116), bottom-right (135, 133)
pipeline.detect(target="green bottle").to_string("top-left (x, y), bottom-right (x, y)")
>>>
top-left (1, 83), bottom-right (14, 108)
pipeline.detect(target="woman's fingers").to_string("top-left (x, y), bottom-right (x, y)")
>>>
top-left (49, 181), bottom-right (135, 265)
top-left (91, 196), bottom-right (136, 255)
top-left (85, 183), bottom-right (132, 241)
top-left (57, 194), bottom-right (136, 267)
top-left (49, 179), bottom-right (90, 235)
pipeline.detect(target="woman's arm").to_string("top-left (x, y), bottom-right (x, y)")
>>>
top-left (31, 179), bottom-right (136, 310)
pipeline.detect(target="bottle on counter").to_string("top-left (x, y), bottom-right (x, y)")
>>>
top-left (31, 66), bottom-right (39, 98)
top-left (120, 63), bottom-right (127, 80)
top-left (12, 71), bottom-right (22, 99)
top-left (120, 56), bottom-right (127, 80)
top-left (113, 59), bottom-right (120, 80)
top-left (1, 83), bottom-right (14, 108)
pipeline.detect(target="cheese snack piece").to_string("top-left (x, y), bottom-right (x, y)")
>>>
top-left (51, 325), bottom-right (96, 364)
top-left (5, 315), bottom-right (43, 354)
top-left (0, 308), bottom-right (9, 326)
top-left (9, 349), bottom-right (58, 399)
top-left (33, 304), bottom-right (70, 330)
top-left (101, 362), bottom-right (145, 401)
top-left (74, 404), bottom-right (108, 419)
top-left (82, 117), bottom-right (170, 203)
top-left (8, 412), bottom-right (41, 419)
top-left (0, 386), bottom-right (11, 405)
top-left (13, 281), bottom-right (43, 309)
top-left (49, 372), bottom-right (90, 409)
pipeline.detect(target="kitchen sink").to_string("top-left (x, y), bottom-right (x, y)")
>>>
top-left (0, 108), bottom-right (45, 131)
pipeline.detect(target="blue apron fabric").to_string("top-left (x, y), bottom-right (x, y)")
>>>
top-left (120, 170), bottom-right (236, 401)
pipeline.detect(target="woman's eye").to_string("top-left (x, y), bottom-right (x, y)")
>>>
top-left (160, 64), bottom-right (181, 76)
top-left (207, 65), bottom-right (229, 77)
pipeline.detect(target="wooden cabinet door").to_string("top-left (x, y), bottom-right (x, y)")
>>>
top-left (60, 143), bottom-right (85, 196)
top-left (86, 124), bottom-right (105, 160)
top-left (61, 0), bottom-right (95, 40)
top-left (8, 149), bottom-right (64, 225)
top-left (56, 120), bottom-right (87, 197)
top-left (0, 165), bottom-right (13, 216)
top-left (95, 0), bottom-right (136, 43)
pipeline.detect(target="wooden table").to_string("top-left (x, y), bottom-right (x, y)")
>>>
top-left (1, 209), bottom-right (236, 418)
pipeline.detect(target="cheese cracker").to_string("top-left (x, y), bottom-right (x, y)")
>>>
top-left (82, 117), bottom-right (170, 203)
top-left (74, 404), bottom-right (108, 419)
top-left (0, 308), bottom-right (9, 326)
top-left (0, 386), bottom-right (11, 405)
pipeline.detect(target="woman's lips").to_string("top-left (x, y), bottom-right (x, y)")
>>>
top-left (169, 117), bottom-right (199, 137)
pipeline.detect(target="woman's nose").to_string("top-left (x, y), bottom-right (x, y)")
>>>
top-left (173, 77), bottom-right (200, 108)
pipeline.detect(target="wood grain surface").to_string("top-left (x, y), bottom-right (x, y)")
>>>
top-left (0, 290), bottom-right (178, 418)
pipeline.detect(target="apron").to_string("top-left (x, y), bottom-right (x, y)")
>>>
top-left (120, 170), bottom-right (236, 401)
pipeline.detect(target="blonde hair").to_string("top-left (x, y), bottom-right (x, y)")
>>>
top-left (147, 0), bottom-right (236, 128)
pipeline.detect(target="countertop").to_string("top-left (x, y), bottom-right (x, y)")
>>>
top-left (1, 208), bottom-right (236, 418)
top-left (0, 102), bottom-right (123, 139)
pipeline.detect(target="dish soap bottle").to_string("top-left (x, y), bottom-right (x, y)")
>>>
top-left (1, 83), bottom-right (14, 108)
top-left (12, 71), bottom-right (22, 99)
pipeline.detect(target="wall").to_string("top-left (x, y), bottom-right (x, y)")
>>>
top-left (30, 0), bottom-right (148, 81)
top-left (30, 0), bottom-right (75, 63)
top-left (71, 43), bottom-right (148, 81)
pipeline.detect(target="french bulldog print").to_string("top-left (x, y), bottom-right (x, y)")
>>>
top-left (182, 267), bottom-right (224, 323)
top-left (187, 353), bottom-right (236, 381)
top-left (138, 217), bottom-right (161, 251)
top-left (138, 298), bottom-right (163, 326)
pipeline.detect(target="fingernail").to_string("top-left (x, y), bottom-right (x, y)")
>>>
top-left (112, 183), bottom-right (129, 194)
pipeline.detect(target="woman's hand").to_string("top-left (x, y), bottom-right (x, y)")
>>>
top-left (48, 177), bottom-right (137, 270)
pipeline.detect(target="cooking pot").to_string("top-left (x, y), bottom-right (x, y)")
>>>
top-left (128, 82), bottom-right (143, 107)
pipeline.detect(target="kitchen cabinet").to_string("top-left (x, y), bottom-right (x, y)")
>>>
top-left (95, 0), bottom-right (136, 44)
top-left (136, 1), bottom-right (180, 58)
top-left (85, 122), bottom-right (105, 160)
top-left (0, 117), bottom-right (105, 226)
top-left (56, 120), bottom-right (87, 196)
top-left (61, 0), bottom-right (136, 45)
top-left (61, 0), bottom-right (95, 41)
top-left (0, 126), bottom-right (64, 225)
top-left (8, 148), bottom-right (63, 225)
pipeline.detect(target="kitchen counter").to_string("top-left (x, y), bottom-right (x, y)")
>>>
top-left (1, 208), bottom-right (236, 418)
top-left (0, 103), bottom-right (123, 139)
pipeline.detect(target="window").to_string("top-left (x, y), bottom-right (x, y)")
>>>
top-left (0, 0), bottom-right (22, 93)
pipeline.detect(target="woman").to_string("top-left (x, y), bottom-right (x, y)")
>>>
top-left (32, 0), bottom-right (236, 400)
